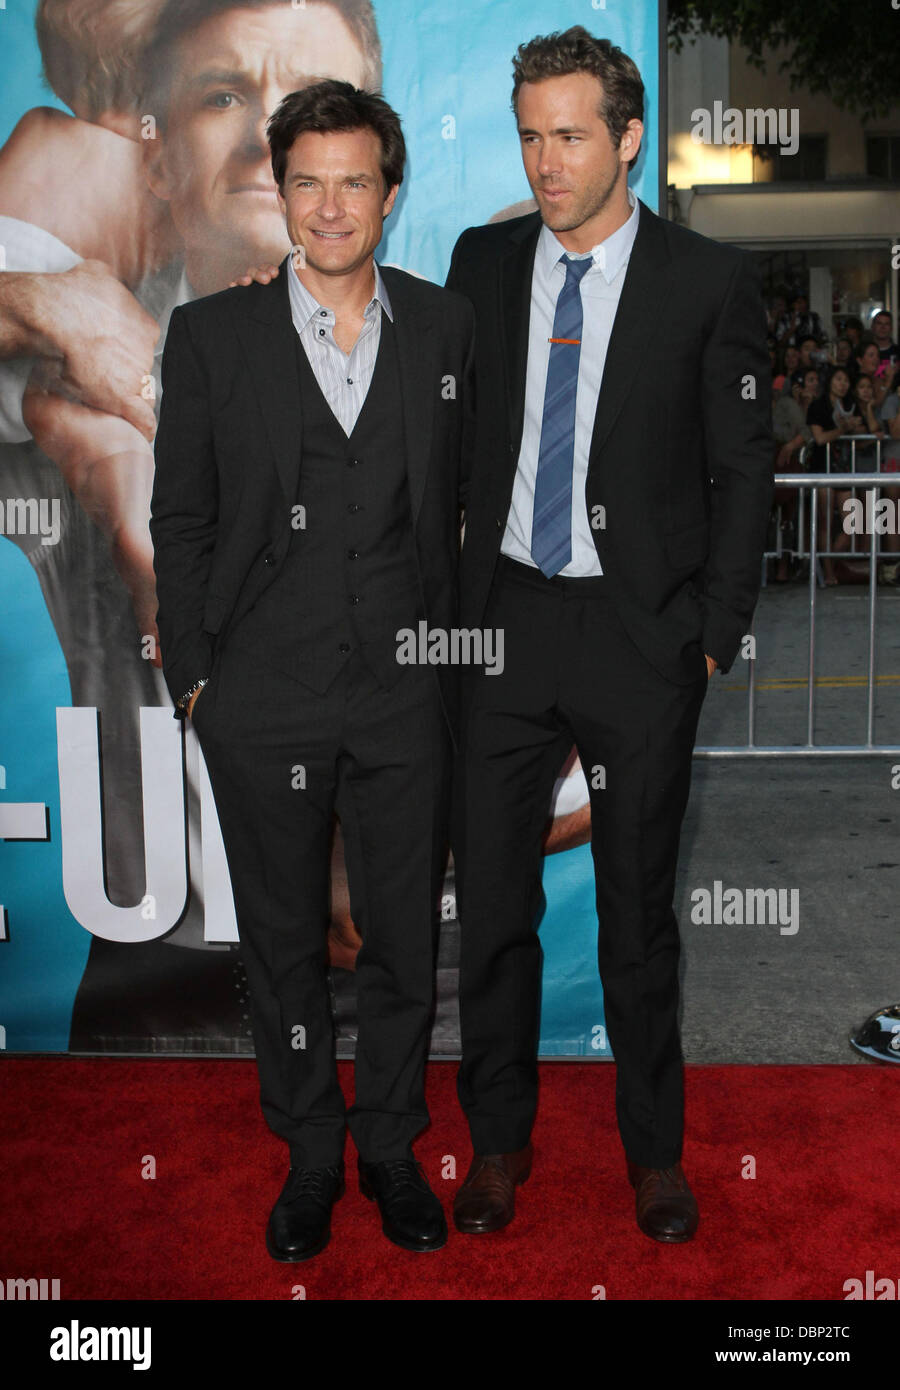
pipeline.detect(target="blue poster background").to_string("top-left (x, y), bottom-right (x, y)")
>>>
top-left (0, 0), bottom-right (660, 1055)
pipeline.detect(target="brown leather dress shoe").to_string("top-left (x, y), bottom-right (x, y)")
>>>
top-left (626, 1159), bottom-right (699, 1243)
top-left (453, 1145), bottom-right (533, 1233)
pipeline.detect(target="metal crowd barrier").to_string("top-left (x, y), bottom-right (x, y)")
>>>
top-left (696, 472), bottom-right (900, 758)
top-left (764, 437), bottom-right (900, 574)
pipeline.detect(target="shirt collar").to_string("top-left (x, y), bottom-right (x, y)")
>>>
top-left (538, 186), bottom-right (639, 286)
top-left (287, 251), bottom-right (394, 329)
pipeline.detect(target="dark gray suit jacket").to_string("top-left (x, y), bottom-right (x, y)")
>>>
top-left (150, 257), bottom-right (475, 725)
top-left (446, 200), bottom-right (774, 680)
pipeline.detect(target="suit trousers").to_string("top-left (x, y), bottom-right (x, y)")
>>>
top-left (454, 557), bottom-right (709, 1167)
top-left (192, 635), bottom-right (449, 1168)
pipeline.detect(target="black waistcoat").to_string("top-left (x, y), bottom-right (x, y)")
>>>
top-left (229, 314), bottom-right (422, 692)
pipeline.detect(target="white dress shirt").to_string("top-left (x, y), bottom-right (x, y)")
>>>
top-left (501, 186), bottom-right (640, 576)
top-left (287, 252), bottom-right (393, 436)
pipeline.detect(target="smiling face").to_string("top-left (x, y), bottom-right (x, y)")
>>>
top-left (278, 126), bottom-right (397, 285)
top-left (515, 71), bottom-right (642, 253)
top-left (143, 3), bottom-right (369, 293)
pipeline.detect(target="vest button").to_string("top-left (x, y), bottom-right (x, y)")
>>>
top-left (348, 458), bottom-right (359, 468)
top-left (347, 549), bottom-right (359, 560)
top-left (347, 503), bottom-right (361, 513)
top-left (349, 594), bottom-right (360, 605)
top-left (338, 642), bottom-right (351, 654)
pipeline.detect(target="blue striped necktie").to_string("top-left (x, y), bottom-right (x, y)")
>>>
top-left (531, 253), bottom-right (592, 577)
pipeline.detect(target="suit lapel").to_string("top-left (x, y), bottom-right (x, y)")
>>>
top-left (587, 200), bottom-right (673, 465)
top-left (500, 214), bottom-right (541, 473)
top-left (232, 258), bottom-right (435, 528)
top-left (232, 252), bottom-right (303, 507)
top-left (381, 267), bottom-right (434, 527)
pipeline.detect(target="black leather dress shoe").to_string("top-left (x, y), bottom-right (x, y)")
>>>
top-left (265, 1163), bottom-right (345, 1262)
top-left (358, 1157), bottom-right (447, 1252)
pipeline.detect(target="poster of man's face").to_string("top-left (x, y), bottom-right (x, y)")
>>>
top-left (0, 0), bottom-right (660, 1058)
top-left (142, 3), bottom-right (376, 293)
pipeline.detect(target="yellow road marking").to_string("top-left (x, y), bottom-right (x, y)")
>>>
top-left (719, 674), bottom-right (900, 692)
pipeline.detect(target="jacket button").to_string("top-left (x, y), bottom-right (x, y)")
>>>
top-left (338, 642), bottom-right (351, 654)
top-left (347, 549), bottom-right (359, 561)
top-left (348, 503), bottom-right (361, 514)
top-left (495, 518), bottom-right (502, 531)
top-left (349, 594), bottom-right (360, 605)
top-left (264, 551), bottom-right (275, 565)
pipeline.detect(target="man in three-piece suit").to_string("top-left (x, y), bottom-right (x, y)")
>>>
top-left (150, 80), bottom-right (474, 1261)
top-left (447, 28), bottom-right (773, 1242)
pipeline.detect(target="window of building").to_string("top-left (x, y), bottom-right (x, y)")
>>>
top-left (752, 136), bottom-right (827, 183)
top-left (866, 135), bottom-right (900, 180)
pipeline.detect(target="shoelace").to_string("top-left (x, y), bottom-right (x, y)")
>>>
top-left (366, 1158), bottom-right (425, 1190)
top-left (285, 1165), bottom-right (342, 1204)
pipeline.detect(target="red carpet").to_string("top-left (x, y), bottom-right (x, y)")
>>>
top-left (1, 1059), bottom-right (896, 1300)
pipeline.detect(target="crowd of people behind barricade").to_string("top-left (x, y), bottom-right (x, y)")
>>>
top-left (766, 291), bottom-right (900, 585)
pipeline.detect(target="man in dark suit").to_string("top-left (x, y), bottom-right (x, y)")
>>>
top-left (150, 81), bottom-right (474, 1260)
top-left (446, 28), bottom-right (773, 1242)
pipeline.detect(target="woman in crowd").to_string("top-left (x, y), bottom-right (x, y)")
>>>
top-left (808, 366), bottom-right (865, 584)
top-left (856, 339), bottom-right (892, 409)
top-left (875, 369), bottom-right (900, 581)
top-left (853, 375), bottom-right (884, 457)
top-left (772, 368), bottom-right (817, 580)
top-left (775, 342), bottom-right (802, 396)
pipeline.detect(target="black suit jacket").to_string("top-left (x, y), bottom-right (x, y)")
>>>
top-left (446, 199), bottom-right (774, 680)
top-left (150, 256), bottom-right (475, 726)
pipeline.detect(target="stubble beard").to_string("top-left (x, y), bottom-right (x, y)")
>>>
top-left (533, 167), bottom-right (620, 236)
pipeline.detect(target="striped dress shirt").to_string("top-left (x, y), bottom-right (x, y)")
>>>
top-left (286, 251), bottom-right (394, 436)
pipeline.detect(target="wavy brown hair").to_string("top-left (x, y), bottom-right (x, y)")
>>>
top-left (511, 26), bottom-right (644, 171)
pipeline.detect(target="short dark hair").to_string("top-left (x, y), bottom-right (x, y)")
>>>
top-left (267, 80), bottom-right (405, 194)
top-left (140, 0), bottom-right (382, 129)
top-left (510, 26), bottom-right (644, 171)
